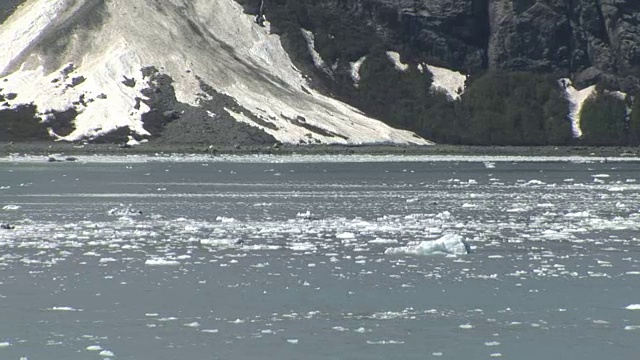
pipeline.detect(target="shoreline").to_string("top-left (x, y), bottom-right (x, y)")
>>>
top-left (1, 141), bottom-right (638, 158)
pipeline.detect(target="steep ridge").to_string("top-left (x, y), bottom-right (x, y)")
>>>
top-left (0, 0), bottom-right (429, 145)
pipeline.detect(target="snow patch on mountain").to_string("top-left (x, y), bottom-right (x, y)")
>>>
top-left (301, 28), bottom-right (333, 77)
top-left (386, 51), bottom-right (409, 72)
top-left (350, 56), bottom-right (367, 87)
top-left (386, 51), bottom-right (466, 100)
top-left (559, 79), bottom-right (597, 138)
top-left (0, 0), bottom-right (429, 145)
top-left (419, 63), bottom-right (466, 100)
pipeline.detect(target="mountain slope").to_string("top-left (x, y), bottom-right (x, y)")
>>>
top-left (0, 0), bottom-right (428, 145)
top-left (242, 0), bottom-right (639, 146)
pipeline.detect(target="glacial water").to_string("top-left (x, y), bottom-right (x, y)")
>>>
top-left (1, 154), bottom-right (639, 360)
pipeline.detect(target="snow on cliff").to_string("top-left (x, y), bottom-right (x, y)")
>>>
top-left (559, 79), bottom-right (597, 138)
top-left (387, 51), bottom-right (466, 100)
top-left (0, 0), bottom-right (429, 145)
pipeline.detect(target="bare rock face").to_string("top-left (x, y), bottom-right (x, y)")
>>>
top-left (487, 0), bottom-right (639, 91)
top-left (487, 0), bottom-right (571, 72)
top-left (246, 0), bottom-right (638, 90)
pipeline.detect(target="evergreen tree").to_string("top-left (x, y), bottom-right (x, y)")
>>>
top-left (580, 92), bottom-right (627, 146)
top-left (628, 96), bottom-right (640, 146)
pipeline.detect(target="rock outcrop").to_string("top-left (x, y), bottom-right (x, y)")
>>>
top-left (249, 0), bottom-right (638, 91)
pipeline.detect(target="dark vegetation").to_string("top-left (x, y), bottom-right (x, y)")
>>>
top-left (579, 87), bottom-right (640, 146)
top-left (0, 0), bottom-right (25, 25)
top-left (579, 90), bottom-right (627, 146)
top-left (0, 105), bottom-right (50, 141)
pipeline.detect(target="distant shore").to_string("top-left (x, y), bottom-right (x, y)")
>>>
top-left (1, 141), bottom-right (638, 158)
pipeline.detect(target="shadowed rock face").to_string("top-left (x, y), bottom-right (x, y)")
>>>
top-left (487, 0), bottom-right (640, 91)
top-left (240, 0), bottom-right (639, 91)
top-left (0, 0), bottom-right (26, 24)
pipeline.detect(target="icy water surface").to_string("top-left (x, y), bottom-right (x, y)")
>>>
top-left (1, 155), bottom-right (639, 360)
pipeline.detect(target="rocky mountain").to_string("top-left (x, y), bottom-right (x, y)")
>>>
top-left (1, 0), bottom-right (639, 146)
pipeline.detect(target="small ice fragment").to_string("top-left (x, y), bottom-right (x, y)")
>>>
top-left (459, 324), bottom-right (473, 329)
top-left (99, 350), bottom-right (115, 357)
top-left (86, 345), bottom-right (102, 351)
top-left (202, 329), bottom-right (219, 333)
top-left (624, 325), bottom-right (640, 331)
top-left (2, 205), bottom-right (20, 210)
top-left (485, 341), bottom-right (500, 346)
top-left (432, 352), bottom-right (443, 357)
top-left (625, 304), bottom-right (640, 310)
top-left (336, 232), bottom-right (356, 239)
top-left (0, 342), bottom-right (11, 347)
top-left (145, 258), bottom-right (180, 266)
top-left (287, 339), bottom-right (298, 344)
top-left (184, 322), bottom-right (200, 327)
top-left (49, 306), bottom-right (80, 311)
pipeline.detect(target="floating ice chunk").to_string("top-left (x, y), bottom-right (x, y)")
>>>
top-left (366, 340), bottom-right (405, 345)
top-left (384, 234), bottom-right (470, 256)
top-left (48, 306), bottom-right (81, 311)
top-left (591, 174), bottom-right (610, 178)
top-left (368, 238), bottom-right (398, 244)
top-left (200, 239), bottom-right (239, 247)
top-left (145, 258), bottom-right (180, 266)
top-left (184, 322), bottom-right (200, 327)
top-left (336, 232), bottom-right (356, 239)
top-left (215, 216), bottom-right (235, 223)
top-left (0, 342), bottom-right (11, 347)
top-left (289, 242), bottom-right (317, 251)
top-left (107, 204), bottom-right (142, 216)
top-left (524, 179), bottom-right (546, 185)
top-left (86, 345), bottom-right (102, 351)
top-left (565, 211), bottom-right (590, 218)
top-left (625, 304), bottom-right (640, 310)
top-left (286, 339), bottom-right (299, 344)
top-left (2, 205), bottom-right (20, 210)
top-left (459, 324), bottom-right (474, 329)
top-left (296, 210), bottom-right (316, 220)
top-left (624, 325), bottom-right (640, 331)
top-left (99, 350), bottom-right (115, 357)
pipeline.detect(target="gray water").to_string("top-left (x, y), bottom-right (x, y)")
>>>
top-left (1, 154), bottom-right (639, 360)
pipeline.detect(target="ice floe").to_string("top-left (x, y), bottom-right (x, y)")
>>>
top-left (384, 234), bottom-right (470, 256)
